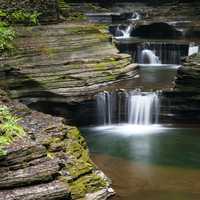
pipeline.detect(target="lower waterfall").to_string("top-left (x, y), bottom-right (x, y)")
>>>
top-left (96, 90), bottom-right (160, 125)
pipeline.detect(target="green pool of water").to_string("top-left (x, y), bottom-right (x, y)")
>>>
top-left (80, 125), bottom-right (200, 200)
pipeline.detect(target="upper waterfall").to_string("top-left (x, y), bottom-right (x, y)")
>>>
top-left (140, 49), bottom-right (161, 64)
top-left (116, 25), bottom-right (134, 39)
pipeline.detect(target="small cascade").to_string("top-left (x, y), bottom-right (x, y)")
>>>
top-left (116, 25), bottom-right (134, 39)
top-left (96, 90), bottom-right (160, 125)
top-left (128, 92), bottom-right (160, 125)
top-left (140, 49), bottom-right (161, 64)
top-left (96, 91), bottom-right (113, 125)
top-left (136, 43), bottom-right (189, 64)
top-left (130, 12), bottom-right (141, 21)
top-left (188, 45), bottom-right (199, 56)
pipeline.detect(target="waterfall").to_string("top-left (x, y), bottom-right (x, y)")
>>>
top-left (128, 92), bottom-right (160, 125)
top-left (140, 49), bottom-right (161, 64)
top-left (96, 91), bottom-right (160, 125)
top-left (135, 43), bottom-right (189, 64)
top-left (188, 45), bottom-right (199, 56)
top-left (130, 12), bottom-right (141, 21)
top-left (97, 91), bottom-right (113, 125)
top-left (116, 25), bottom-right (133, 39)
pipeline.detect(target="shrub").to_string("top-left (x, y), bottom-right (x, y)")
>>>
top-left (9, 10), bottom-right (41, 25)
top-left (0, 22), bottom-right (15, 53)
top-left (0, 105), bottom-right (25, 157)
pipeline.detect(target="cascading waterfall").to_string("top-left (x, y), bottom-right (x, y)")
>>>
top-left (117, 25), bottom-right (134, 39)
top-left (130, 12), bottom-right (141, 21)
top-left (96, 90), bottom-right (160, 125)
top-left (188, 45), bottom-right (199, 56)
top-left (128, 92), bottom-right (160, 125)
top-left (141, 49), bottom-right (161, 64)
top-left (97, 91), bottom-right (113, 125)
top-left (136, 43), bottom-right (189, 64)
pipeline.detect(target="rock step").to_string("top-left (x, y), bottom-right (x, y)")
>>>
top-left (0, 180), bottom-right (70, 200)
top-left (0, 158), bottom-right (60, 189)
top-left (0, 139), bottom-right (46, 168)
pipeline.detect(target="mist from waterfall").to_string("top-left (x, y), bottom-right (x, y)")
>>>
top-left (96, 91), bottom-right (160, 125)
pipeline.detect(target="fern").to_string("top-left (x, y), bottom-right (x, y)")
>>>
top-left (0, 105), bottom-right (25, 157)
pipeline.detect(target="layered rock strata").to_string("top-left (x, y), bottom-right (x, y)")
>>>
top-left (0, 23), bottom-right (137, 103)
top-left (175, 53), bottom-right (200, 91)
top-left (0, 91), bottom-right (114, 200)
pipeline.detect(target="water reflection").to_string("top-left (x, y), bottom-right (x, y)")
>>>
top-left (81, 126), bottom-right (200, 168)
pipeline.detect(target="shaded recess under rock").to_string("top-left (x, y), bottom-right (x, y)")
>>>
top-left (0, 90), bottom-right (114, 200)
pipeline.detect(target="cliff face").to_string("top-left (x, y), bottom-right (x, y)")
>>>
top-left (0, 91), bottom-right (114, 200)
top-left (175, 54), bottom-right (200, 92)
top-left (0, 23), bottom-right (136, 103)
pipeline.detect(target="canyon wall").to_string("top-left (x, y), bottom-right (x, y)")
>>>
top-left (0, 23), bottom-right (136, 103)
top-left (0, 91), bottom-right (114, 200)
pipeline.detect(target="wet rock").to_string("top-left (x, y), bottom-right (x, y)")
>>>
top-left (175, 53), bottom-right (200, 91)
top-left (0, 94), bottom-right (114, 199)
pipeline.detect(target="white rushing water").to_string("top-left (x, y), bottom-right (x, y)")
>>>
top-left (130, 12), bottom-right (141, 21)
top-left (116, 25), bottom-right (134, 39)
top-left (96, 91), bottom-right (160, 125)
top-left (188, 45), bottom-right (199, 56)
top-left (141, 49), bottom-right (161, 64)
top-left (128, 92), bottom-right (160, 125)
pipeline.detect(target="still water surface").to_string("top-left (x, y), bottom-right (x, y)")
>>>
top-left (81, 125), bottom-right (200, 200)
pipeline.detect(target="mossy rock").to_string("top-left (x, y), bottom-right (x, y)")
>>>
top-left (69, 173), bottom-right (108, 199)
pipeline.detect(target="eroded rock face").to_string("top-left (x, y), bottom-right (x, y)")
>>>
top-left (175, 53), bottom-right (200, 91)
top-left (0, 92), bottom-right (114, 200)
top-left (0, 23), bottom-right (137, 103)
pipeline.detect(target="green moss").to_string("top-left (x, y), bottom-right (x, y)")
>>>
top-left (39, 46), bottom-right (58, 57)
top-left (69, 174), bottom-right (107, 199)
top-left (67, 127), bottom-right (85, 146)
top-left (59, 0), bottom-right (86, 21)
top-left (91, 59), bottom-right (119, 71)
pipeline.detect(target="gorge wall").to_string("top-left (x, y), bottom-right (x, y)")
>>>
top-left (0, 91), bottom-right (114, 200)
top-left (0, 23), bottom-right (136, 104)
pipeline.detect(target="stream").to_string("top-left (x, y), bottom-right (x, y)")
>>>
top-left (80, 12), bottom-right (200, 200)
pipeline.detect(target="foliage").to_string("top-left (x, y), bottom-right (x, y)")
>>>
top-left (0, 105), bottom-right (25, 157)
top-left (0, 9), bottom-right (41, 25)
top-left (9, 10), bottom-right (41, 25)
top-left (0, 22), bottom-right (15, 53)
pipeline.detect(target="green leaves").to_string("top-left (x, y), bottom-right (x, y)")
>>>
top-left (10, 10), bottom-right (41, 25)
top-left (0, 22), bottom-right (15, 53)
top-left (0, 9), bottom-right (41, 25)
top-left (0, 105), bottom-right (25, 157)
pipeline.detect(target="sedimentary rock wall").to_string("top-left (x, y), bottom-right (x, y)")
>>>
top-left (175, 54), bottom-right (200, 92)
top-left (0, 23), bottom-right (137, 103)
top-left (0, 91), bottom-right (114, 200)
